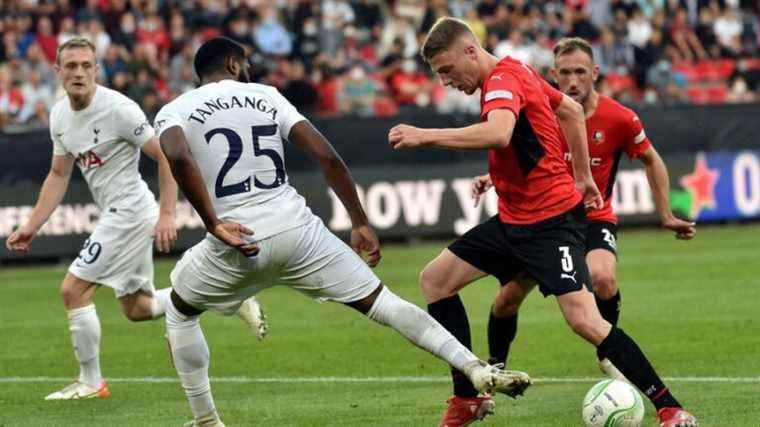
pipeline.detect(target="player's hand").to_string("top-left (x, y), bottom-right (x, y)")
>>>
top-left (350, 224), bottom-right (382, 268)
top-left (388, 124), bottom-right (428, 150)
top-left (575, 176), bottom-right (604, 210)
top-left (210, 222), bottom-right (259, 257)
top-left (662, 216), bottom-right (696, 240)
top-left (154, 213), bottom-right (177, 253)
top-left (471, 174), bottom-right (493, 207)
top-left (5, 225), bottom-right (37, 253)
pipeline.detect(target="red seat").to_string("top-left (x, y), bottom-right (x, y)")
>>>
top-left (706, 85), bottom-right (728, 103)
top-left (686, 86), bottom-right (709, 104)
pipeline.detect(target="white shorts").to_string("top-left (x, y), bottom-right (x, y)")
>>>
top-left (170, 216), bottom-right (381, 315)
top-left (68, 207), bottom-right (158, 298)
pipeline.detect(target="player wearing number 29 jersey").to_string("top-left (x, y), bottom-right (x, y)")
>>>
top-left (154, 80), bottom-right (313, 240)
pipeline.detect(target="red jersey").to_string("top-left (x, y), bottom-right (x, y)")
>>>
top-left (480, 57), bottom-right (581, 225)
top-left (545, 92), bottom-right (652, 224)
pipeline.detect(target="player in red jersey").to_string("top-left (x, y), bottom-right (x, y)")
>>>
top-left (478, 37), bottom-right (698, 427)
top-left (388, 20), bottom-right (697, 427)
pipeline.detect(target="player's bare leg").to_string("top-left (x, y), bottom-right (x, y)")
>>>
top-left (165, 291), bottom-right (223, 427)
top-left (556, 287), bottom-right (697, 424)
top-left (118, 288), bottom-right (172, 321)
top-left (586, 249), bottom-right (625, 379)
top-left (45, 273), bottom-right (110, 400)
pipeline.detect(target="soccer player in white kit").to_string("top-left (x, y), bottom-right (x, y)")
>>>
top-left (156, 37), bottom-right (533, 427)
top-left (4, 37), bottom-right (264, 401)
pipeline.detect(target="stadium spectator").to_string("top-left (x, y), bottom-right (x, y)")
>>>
top-left (0, 65), bottom-right (23, 128)
top-left (18, 69), bottom-right (53, 125)
top-left (21, 43), bottom-right (56, 88)
top-left (389, 58), bottom-right (434, 108)
top-left (669, 8), bottom-right (707, 62)
top-left (35, 16), bottom-right (58, 63)
top-left (57, 17), bottom-right (78, 47)
top-left (340, 64), bottom-right (377, 117)
top-left (281, 59), bottom-right (319, 113)
top-left (1, 0), bottom-right (760, 132)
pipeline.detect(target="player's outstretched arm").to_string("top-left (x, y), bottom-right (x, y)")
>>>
top-left (388, 109), bottom-right (515, 151)
top-left (555, 94), bottom-right (603, 210)
top-left (639, 146), bottom-right (696, 240)
top-left (288, 120), bottom-right (381, 267)
top-left (6, 154), bottom-right (74, 253)
top-left (141, 137), bottom-right (178, 253)
top-left (158, 126), bottom-right (258, 256)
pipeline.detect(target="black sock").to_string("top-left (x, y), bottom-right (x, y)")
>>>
top-left (597, 327), bottom-right (681, 410)
top-left (428, 295), bottom-right (479, 398)
top-left (595, 291), bottom-right (621, 360)
top-left (595, 291), bottom-right (621, 326)
top-left (487, 309), bottom-right (518, 366)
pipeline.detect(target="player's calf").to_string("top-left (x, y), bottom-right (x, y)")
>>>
top-left (166, 300), bottom-right (220, 426)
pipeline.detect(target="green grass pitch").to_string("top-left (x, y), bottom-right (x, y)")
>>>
top-left (1, 224), bottom-right (759, 426)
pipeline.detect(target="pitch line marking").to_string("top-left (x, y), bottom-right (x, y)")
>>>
top-left (1, 376), bottom-right (759, 384)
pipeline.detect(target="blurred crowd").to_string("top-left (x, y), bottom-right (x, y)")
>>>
top-left (2, 0), bottom-right (760, 132)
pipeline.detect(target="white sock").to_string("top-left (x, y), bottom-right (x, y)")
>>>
top-left (150, 287), bottom-right (172, 319)
top-left (67, 304), bottom-right (102, 386)
top-left (366, 286), bottom-right (480, 373)
top-left (166, 300), bottom-right (219, 423)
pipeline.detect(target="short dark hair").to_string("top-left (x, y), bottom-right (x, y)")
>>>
top-left (553, 37), bottom-right (594, 62)
top-left (193, 37), bottom-right (247, 80)
top-left (421, 17), bottom-right (476, 63)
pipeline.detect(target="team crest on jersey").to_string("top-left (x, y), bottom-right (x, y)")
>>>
top-left (592, 130), bottom-right (605, 145)
top-left (133, 120), bottom-right (149, 136)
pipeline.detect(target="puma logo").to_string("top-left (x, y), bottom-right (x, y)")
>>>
top-left (561, 271), bottom-right (577, 284)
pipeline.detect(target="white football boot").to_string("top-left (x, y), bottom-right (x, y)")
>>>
top-left (183, 411), bottom-right (225, 427)
top-left (465, 360), bottom-right (532, 398)
top-left (44, 380), bottom-right (110, 400)
top-left (237, 296), bottom-right (267, 340)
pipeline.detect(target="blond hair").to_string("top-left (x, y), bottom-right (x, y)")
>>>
top-left (56, 37), bottom-right (97, 64)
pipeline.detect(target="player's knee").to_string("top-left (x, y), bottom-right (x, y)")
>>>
top-left (492, 292), bottom-right (521, 318)
top-left (59, 282), bottom-right (89, 309)
top-left (123, 308), bottom-right (148, 322)
top-left (418, 266), bottom-right (451, 301)
top-left (591, 271), bottom-right (617, 300)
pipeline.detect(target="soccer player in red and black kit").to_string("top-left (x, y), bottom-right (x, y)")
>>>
top-left (388, 19), bottom-right (697, 427)
top-left (480, 37), bottom-right (698, 427)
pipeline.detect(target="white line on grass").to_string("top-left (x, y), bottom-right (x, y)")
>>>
top-left (1, 376), bottom-right (759, 384)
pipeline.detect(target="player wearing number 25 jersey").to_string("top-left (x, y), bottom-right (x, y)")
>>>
top-left (155, 79), bottom-right (314, 244)
top-left (156, 37), bottom-right (529, 427)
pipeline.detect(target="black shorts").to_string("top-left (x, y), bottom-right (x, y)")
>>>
top-left (586, 221), bottom-right (618, 255)
top-left (448, 204), bottom-right (592, 297)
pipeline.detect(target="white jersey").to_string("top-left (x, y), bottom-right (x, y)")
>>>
top-left (154, 79), bottom-right (313, 239)
top-left (50, 85), bottom-right (157, 215)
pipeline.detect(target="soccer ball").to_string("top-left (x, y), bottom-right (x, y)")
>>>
top-left (582, 379), bottom-right (645, 427)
